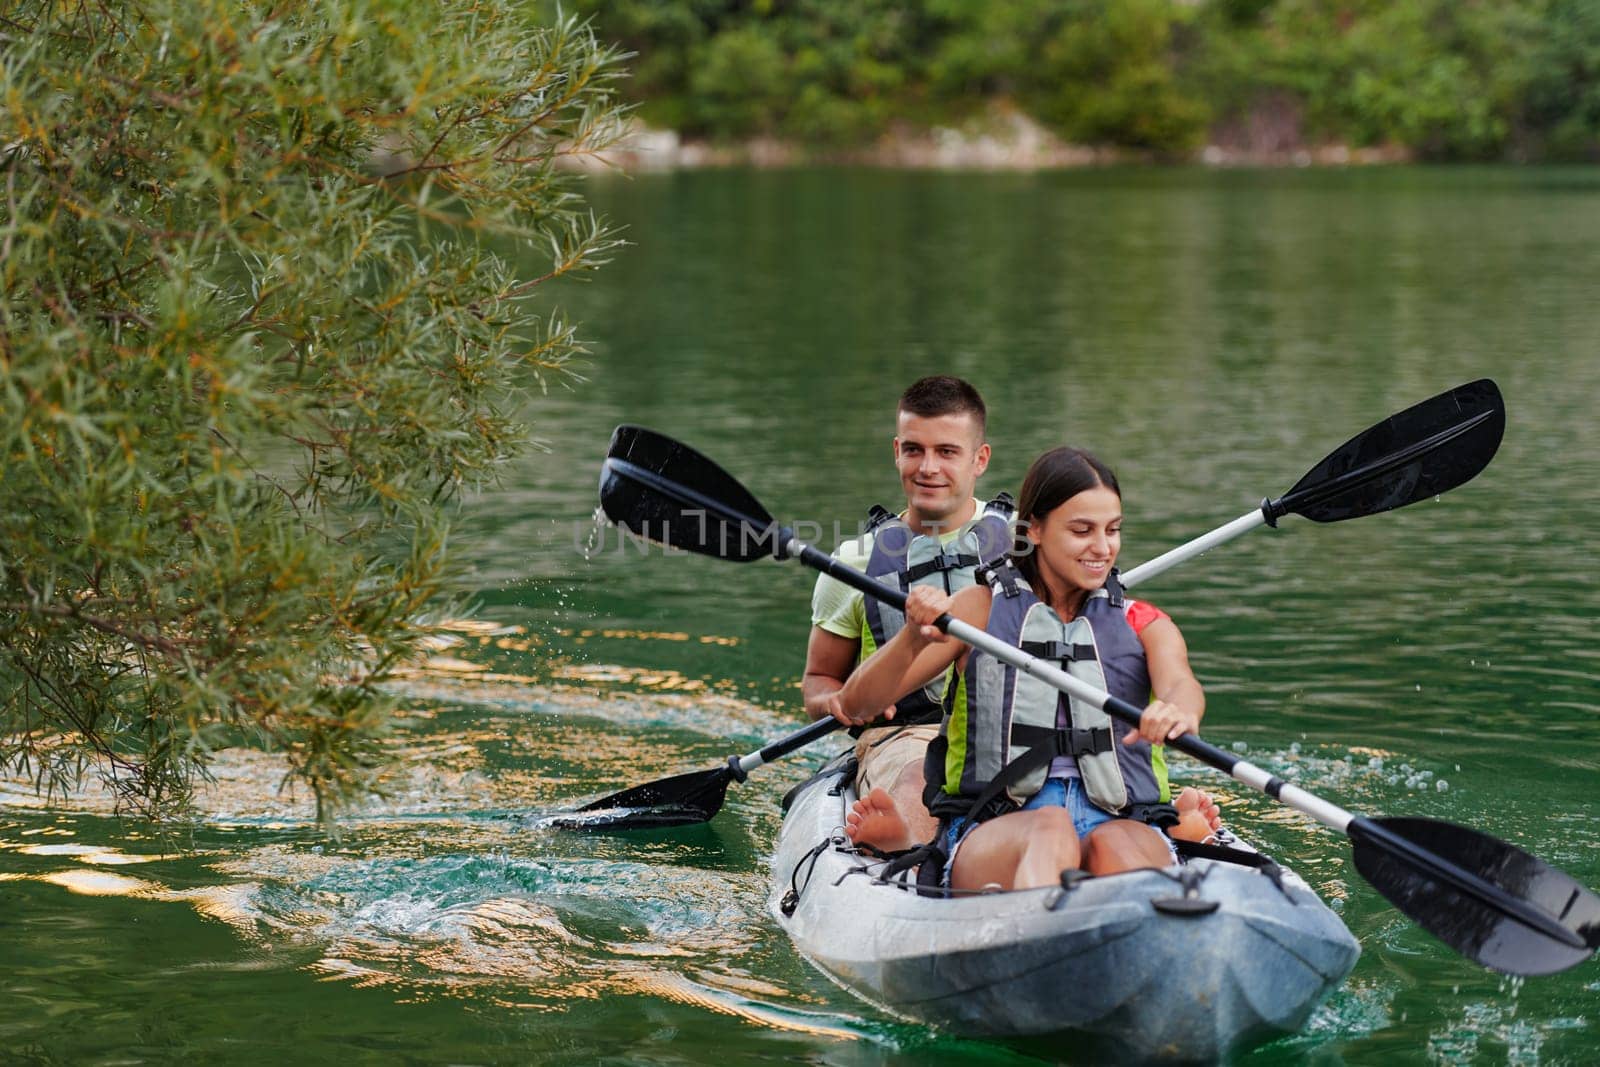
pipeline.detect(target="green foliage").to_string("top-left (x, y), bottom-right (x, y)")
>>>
top-left (688, 25), bottom-right (790, 137)
top-left (561, 0), bottom-right (938, 144)
top-left (1520, 0), bottom-right (1600, 159)
top-left (564, 0), bottom-right (1598, 161)
top-left (0, 0), bottom-right (627, 820)
top-left (1029, 0), bottom-right (1210, 151)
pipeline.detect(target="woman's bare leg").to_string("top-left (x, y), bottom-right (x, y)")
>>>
top-left (948, 807), bottom-right (1080, 891)
top-left (1081, 819), bottom-right (1174, 875)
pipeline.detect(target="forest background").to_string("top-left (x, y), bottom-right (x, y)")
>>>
top-left (560, 0), bottom-right (1600, 162)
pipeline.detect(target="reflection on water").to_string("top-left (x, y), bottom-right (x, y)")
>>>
top-left (4, 619), bottom-right (1594, 1062)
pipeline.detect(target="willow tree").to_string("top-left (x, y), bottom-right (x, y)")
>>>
top-left (0, 1), bottom-right (626, 820)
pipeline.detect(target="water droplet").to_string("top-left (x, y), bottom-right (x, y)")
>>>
top-left (1414, 683), bottom-right (1422, 691)
top-left (581, 506), bottom-right (610, 560)
top-left (1289, 742), bottom-right (1302, 755)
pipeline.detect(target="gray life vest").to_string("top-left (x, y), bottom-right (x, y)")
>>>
top-left (858, 495), bottom-right (1015, 725)
top-left (928, 561), bottom-right (1169, 820)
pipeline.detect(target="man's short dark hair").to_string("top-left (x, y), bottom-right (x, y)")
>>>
top-left (898, 376), bottom-right (987, 438)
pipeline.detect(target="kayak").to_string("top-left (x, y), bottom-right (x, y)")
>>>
top-left (768, 753), bottom-right (1361, 1063)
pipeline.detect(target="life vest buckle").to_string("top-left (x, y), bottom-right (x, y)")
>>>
top-left (1055, 726), bottom-right (1114, 757)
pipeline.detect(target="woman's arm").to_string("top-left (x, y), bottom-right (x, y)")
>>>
top-left (824, 584), bottom-right (991, 728)
top-left (1123, 616), bottom-right (1206, 746)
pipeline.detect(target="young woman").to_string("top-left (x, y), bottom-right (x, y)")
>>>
top-left (826, 446), bottom-right (1218, 892)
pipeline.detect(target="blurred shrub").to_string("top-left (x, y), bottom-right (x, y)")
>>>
top-left (560, 0), bottom-right (1600, 161)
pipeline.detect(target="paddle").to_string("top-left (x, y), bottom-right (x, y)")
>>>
top-left (549, 717), bottom-right (838, 830)
top-left (1120, 378), bottom-right (1504, 586)
top-left (562, 380), bottom-right (1505, 831)
top-left (571, 421), bottom-right (1599, 978)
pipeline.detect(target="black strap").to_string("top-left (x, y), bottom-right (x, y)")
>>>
top-left (1010, 723), bottom-right (1116, 757)
top-left (1172, 837), bottom-right (1277, 869)
top-left (976, 557), bottom-right (1025, 599)
top-left (781, 758), bottom-right (854, 814)
top-left (1020, 639), bottom-right (1096, 662)
top-left (939, 740), bottom-right (1058, 830)
top-left (865, 503), bottom-right (896, 532)
top-left (903, 550), bottom-right (981, 584)
top-left (1172, 838), bottom-right (1293, 899)
top-left (1127, 801), bottom-right (1180, 829)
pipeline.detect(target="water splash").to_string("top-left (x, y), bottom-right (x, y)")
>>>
top-left (581, 505), bottom-right (611, 561)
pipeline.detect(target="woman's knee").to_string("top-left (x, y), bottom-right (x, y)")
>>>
top-left (1083, 820), bottom-right (1171, 874)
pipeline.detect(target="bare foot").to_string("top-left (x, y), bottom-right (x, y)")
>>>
top-left (1169, 786), bottom-right (1223, 844)
top-left (845, 787), bottom-right (914, 852)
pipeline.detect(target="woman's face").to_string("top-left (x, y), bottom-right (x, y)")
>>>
top-left (1025, 485), bottom-right (1122, 596)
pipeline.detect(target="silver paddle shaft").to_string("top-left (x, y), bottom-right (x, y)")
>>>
top-left (1120, 508), bottom-right (1268, 589)
top-left (939, 612), bottom-right (1354, 833)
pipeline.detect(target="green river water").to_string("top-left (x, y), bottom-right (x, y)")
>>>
top-left (4, 167), bottom-right (1600, 1064)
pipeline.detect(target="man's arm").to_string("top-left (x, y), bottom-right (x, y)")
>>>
top-left (802, 626), bottom-right (861, 721)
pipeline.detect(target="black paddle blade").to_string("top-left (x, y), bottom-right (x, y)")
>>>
top-left (551, 765), bottom-right (735, 831)
top-left (1273, 379), bottom-right (1504, 523)
top-left (600, 425), bottom-right (780, 562)
top-left (1350, 816), bottom-right (1600, 976)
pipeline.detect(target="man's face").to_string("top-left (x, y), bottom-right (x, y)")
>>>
top-left (893, 410), bottom-right (990, 528)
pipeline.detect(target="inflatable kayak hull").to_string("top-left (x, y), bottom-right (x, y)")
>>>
top-left (768, 756), bottom-right (1360, 1063)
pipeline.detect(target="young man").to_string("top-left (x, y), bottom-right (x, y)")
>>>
top-left (803, 376), bottom-right (1011, 845)
top-left (804, 377), bottom-right (1224, 854)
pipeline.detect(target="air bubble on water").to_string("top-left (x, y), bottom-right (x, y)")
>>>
top-left (1415, 684), bottom-right (1422, 691)
top-left (1289, 742), bottom-right (1302, 755)
top-left (1436, 779), bottom-right (1449, 792)
top-left (1368, 757), bottom-right (1384, 771)
top-left (1419, 770), bottom-right (1433, 780)
top-left (1232, 741), bottom-right (1248, 753)
top-left (1386, 775), bottom-right (1399, 785)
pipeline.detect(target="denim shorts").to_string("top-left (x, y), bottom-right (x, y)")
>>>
top-left (941, 776), bottom-right (1115, 884)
